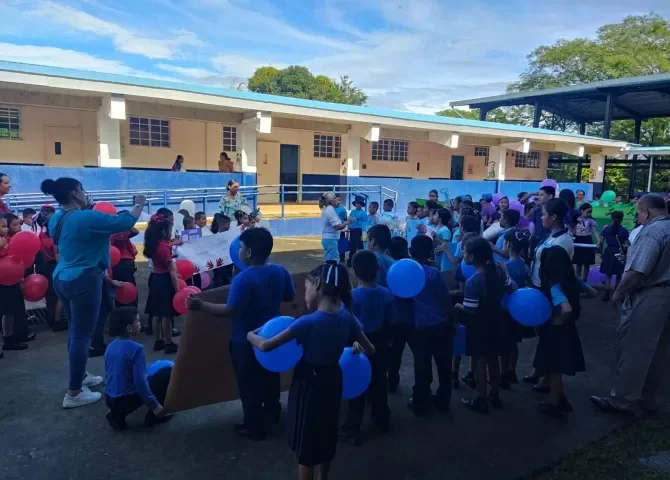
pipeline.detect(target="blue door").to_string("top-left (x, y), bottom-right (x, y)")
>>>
top-left (280, 144), bottom-right (299, 202)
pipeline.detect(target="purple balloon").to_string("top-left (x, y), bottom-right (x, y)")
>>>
top-left (540, 179), bottom-right (559, 191)
top-left (509, 200), bottom-right (523, 213)
top-left (492, 193), bottom-right (503, 207)
top-left (587, 266), bottom-right (615, 286)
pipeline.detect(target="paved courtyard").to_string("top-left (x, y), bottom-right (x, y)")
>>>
top-left (0, 237), bottom-right (641, 480)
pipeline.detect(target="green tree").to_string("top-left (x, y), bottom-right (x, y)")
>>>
top-left (436, 108), bottom-right (479, 120)
top-left (247, 66), bottom-right (367, 105)
top-left (478, 14), bottom-right (670, 143)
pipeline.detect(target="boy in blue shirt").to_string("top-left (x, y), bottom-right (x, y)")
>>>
top-left (104, 307), bottom-right (172, 430)
top-left (186, 228), bottom-right (296, 441)
top-left (366, 224), bottom-right (395, 288)
top-left (342, 250), bottom-right (394, 445)
top-left (404, 201), bottom-right (420, 244)
top-left (347, 195), bottom-right (368, 267)
top-left (408, 235), bottom-right (454, 415)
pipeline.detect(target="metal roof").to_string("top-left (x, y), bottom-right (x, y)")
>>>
top-left (0, 60), bottom-right (627, 145)
top-left (622, 146), bottom-right (670, 156)
top-left (450, 73), bottom-right (670, 123)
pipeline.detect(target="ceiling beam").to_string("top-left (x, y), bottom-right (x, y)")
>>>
top-left (540, 101), bottom-right (589, 125)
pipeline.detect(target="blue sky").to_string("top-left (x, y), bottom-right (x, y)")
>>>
top-left (1, 0), bottom-right (669, 112)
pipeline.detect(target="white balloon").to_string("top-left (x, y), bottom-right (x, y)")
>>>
top-left (179, 199), bottom-right (196, 217)
top-left (239, 204), bottom-right (252, 215)
top-left (257, 219), bottom-right (271, 230)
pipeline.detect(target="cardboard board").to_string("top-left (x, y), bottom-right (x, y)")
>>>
top-left (163, 268), bottom-right (458, 413)
top-left (164, 272), bottom-right (308, 413)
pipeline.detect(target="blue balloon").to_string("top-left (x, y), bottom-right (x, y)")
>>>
top-left (254, 316), bottom-right (303, 372)
top-left (453, 324), bottom-right (466, 356)
top-left (387, 258), bottom-right (426, 298)
top-left (339, 347), bottom-right (372, 399)
top-left (229, 236), bottom-right (247, 271)
top-left (460, 262), bottom-right (476, 280)
top-left (147, 359), bottom-right (174, 377)
top-left (508, 288), bottom-right (552, 327)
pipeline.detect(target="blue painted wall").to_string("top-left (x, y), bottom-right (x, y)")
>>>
top-left (301, 174), bottom-right (345, 200)
top-left (347, 177), bottom-right (497, 213)
top-left (0, 165), bottom-right (242, 193)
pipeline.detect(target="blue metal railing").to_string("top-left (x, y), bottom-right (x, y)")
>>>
top-left (4, 184), bottom-right (398, 219)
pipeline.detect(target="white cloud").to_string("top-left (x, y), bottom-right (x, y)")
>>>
top-left (212, 54), bottom-right (286, 79)
top-left (0, 42), bottom-right (136, 74)
top-left (156, 64), bottom-right (218, 79)
top-left (29, 1), bottom-right (204, 60)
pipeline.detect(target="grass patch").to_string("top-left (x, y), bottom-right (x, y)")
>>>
top-left (534, 412), bottom-right (670, 479)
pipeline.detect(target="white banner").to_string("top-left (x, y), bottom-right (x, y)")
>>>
top-left (175, 227), bottom-right (240, 272)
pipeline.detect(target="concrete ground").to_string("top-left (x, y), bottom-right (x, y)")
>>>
top-left (0, 237), bottom-right (635, 480)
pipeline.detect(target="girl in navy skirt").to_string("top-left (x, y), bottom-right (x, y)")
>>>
top-left (143, 214), bottom-right (180, 354)
top-left (0, 214), bottom-right (28, 352)
top-left (534, 247), bottom-right (595, 418)
top-left (247, 263), bottom-right (374, 480)
top-left (455, 237), bottom-right (518, 414)
top-left (598, 211), bottom-right (629, 301)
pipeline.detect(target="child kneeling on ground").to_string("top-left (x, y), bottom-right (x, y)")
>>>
top-left (104, 306), bottom-right (172, 430)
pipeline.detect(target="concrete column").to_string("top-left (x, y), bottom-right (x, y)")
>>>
top-left (487, 146), bottom-right (507, 180)
top-left (347, 134), bottom-right (361, 177)
top-left (589, 154), bottom-right (606, 183)
top-left (97, 94), bottom-right (125, 168)
top-left (238, 122), bottom-right (257, 174)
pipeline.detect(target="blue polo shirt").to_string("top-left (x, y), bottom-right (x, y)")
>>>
top-left (352, 286), bottom-right (395, 333)
top-left (49, 209), bottom-right (137, 281)
top-left (227, 264), bottom-right (296, 342)
top-left (375, 253), bottom-right (395, 288)
top-left (290, 309), bottom-right (362, 366)
top-left (334, 205), bottom-right (348, 223)
top-left (349, 208), bottom-right (367, 230)
top-left (412, 264), bottom-right (451, 329)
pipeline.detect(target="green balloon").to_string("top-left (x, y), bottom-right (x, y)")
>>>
top-left (601, 190), bottom-right (616, 203)
top-left (591, 201), bottom-right (600, 207)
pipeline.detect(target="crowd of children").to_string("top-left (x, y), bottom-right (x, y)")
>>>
top-left (0, 181), bottom-right (637, 480)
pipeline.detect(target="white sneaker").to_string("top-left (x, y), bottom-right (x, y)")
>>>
top-left (82, 372), bottom-right (104, 388)
top-left (63, 388), bottom-right (102, 409)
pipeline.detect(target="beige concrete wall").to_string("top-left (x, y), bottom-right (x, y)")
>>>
top-left (119, 118), bottom-right (238, 171)
top-left (257, 126), bottom-right (347, 176)
top-left (0, 105), bottom-right (97, 166)
top-left (504, 150), bottom-right (549, 180)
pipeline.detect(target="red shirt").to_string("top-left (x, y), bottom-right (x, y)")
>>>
top-left (110, 232), bottom-right (137, 261)
top-left (39, 232), bottom-right (58, 263)
top-left (0, 198), bottom-right (10, 214)
top-left (151, 240), bottom-right (173, 274)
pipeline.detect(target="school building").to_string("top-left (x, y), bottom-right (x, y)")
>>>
top-left (0, 61), bottom-right (629, 204)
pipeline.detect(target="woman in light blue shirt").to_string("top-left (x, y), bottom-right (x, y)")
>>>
top-left (42, 177), bottom-right (144, 409)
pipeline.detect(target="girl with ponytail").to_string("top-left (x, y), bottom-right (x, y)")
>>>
top-left (455, 237), bottom-right (518, 414)
top-left (247, 263), bottom-right (374, 480)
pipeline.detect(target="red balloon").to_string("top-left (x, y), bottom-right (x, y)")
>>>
top-left (0, 256), bottom-right (26, 286)
top-left (93, 202), bottom-right (117, 215)
top-left (13, 251), bottom-right (35, 269)
top-left (183, 286), bottom-right (201, 295)
top-left (175, 259), bottom-right (195, 280)
top-left (177, 278), bottom-right (187, 291)
top-left (172, 289), bottom-right (190, 316)
top-left (109, 246), bottom-right (121, 267)
top-left (23, 274), bottom-right (49, 302)
top-left (8, 231), bottom-right (41, 258)
top-left (116, 282), bottom-right (138, 305)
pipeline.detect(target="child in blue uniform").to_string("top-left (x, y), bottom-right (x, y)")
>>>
top-left (491, 209), bottom-right (520, 263)
top-left (342, 250), bottom-right (394, 445)
top-left (598, 211), bottom-right (629, 301)
top-left (408, 235), bottom-right (454, 415)
top-left (334, 194), bottom-right (349, 264)
top-left (499, 228), bottom-right (531, 388)
top-left (186, 228), bottom-right (296, 440)
top-left (455, 237), bottom-right (518, 414)
top-left (104, 307), bottom-right (171, 429)
top-left (366, 224), bottom-right (395, 287)
top-left (534, 247), bottom-right (595, 418)
top-left (347, 196), bottom-right (368, 267)
top-left (247, 263), bottom-right (374, 480)
top-left (387, 237), bottom-right (413, 393)
top-left (434, 208), bottom-right (454, 271)
top-left (404, 201), bottom-right (420, 244)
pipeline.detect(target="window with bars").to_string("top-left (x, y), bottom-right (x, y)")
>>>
top-left (223, 126), bottom-right (237, 152)
top-left (129, 116), bottom-right (170, 147)
top-left (0, 106), bottom-right (20, 140)
top-left (474, 146), bottom-right (489, 166)
top-left (371, 139), bottom-right (409, 162)
top-left (313, 134), bottom-right (341, 158)
top-left (514, 150), bottom-right (541, 168)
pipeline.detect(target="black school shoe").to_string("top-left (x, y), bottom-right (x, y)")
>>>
top-left (164, 342), bottom-right (178, 354)
top-left (88, 344), bottom-right (107, 358)
top-left (26, 329), bottom-right (36, 342)
top-left (488, 392), bottom-right (503, 409)
top-left (141, 325), bottom-right (153, 336)
top-left (172, 328), bottom-right (182, 337)
top-left (559, 396), bottom-right (573, 413)
top-left (233, 424), bottom-right (266, 441)
top-left (537, 402), bottom-right (564, 419)
top-left (105, 412), bottom-right (128, 431)
top-left (432, 394), bottom-right (450, 413)
top-left (407, 397), bottom-right (430, 416)
top-left (2, 336), bottom-right (28, 351)
top-left (339, 430), bottom-right (363, 446)
top-left (498, 374), bottom-right (511, 390)
top-left (461, 396), bottom-right (489, 414)
top-left (144, 411), bottom-right (173, 428)
top-left (153, 340), bottom-right (165, 351)
top-left (451, 372), bottom-right (460, 390)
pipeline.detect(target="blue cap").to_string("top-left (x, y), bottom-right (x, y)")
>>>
top-left (482, 193), bottom-right (493, 202)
